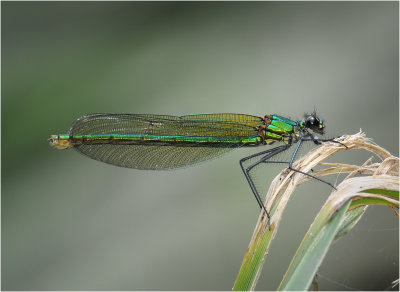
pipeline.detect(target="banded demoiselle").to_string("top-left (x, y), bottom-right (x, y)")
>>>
top-left (49, 113), bottom-right (340, 226)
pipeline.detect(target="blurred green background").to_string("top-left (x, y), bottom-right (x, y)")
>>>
top-left (2, 2), bottom-right (398, 290)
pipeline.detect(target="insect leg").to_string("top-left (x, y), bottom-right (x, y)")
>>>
top-left (286, 136), bottom-right (336, 189)
top-left (240, 145), bottom-right (291, 229)
top-left (317, 136), bottom-right (348, 148)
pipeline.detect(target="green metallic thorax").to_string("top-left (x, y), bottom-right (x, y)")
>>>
top-left (263, 115), bottom-right (300, 145)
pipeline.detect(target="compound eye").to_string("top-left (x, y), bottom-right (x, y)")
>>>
top-left (305, 115), bottom-right (315, 126)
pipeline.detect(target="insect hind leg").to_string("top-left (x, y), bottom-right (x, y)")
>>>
top-left (240, 144), bottom-right (291, 229)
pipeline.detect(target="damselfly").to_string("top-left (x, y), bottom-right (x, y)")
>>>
top-left (49, 113), bottom-right (342, 226)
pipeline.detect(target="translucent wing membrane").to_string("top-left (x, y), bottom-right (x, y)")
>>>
top-left (76, 144), bottom-right (233, 170)
top-left (69, 113), bottom-right (262, 170)
top-left (69, 113), bottom-right (261, 137)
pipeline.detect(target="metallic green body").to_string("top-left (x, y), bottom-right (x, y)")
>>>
top-left (60, 114), bottom-right (300, 147)
top-left (62, 134), bottom-right (262, 146)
